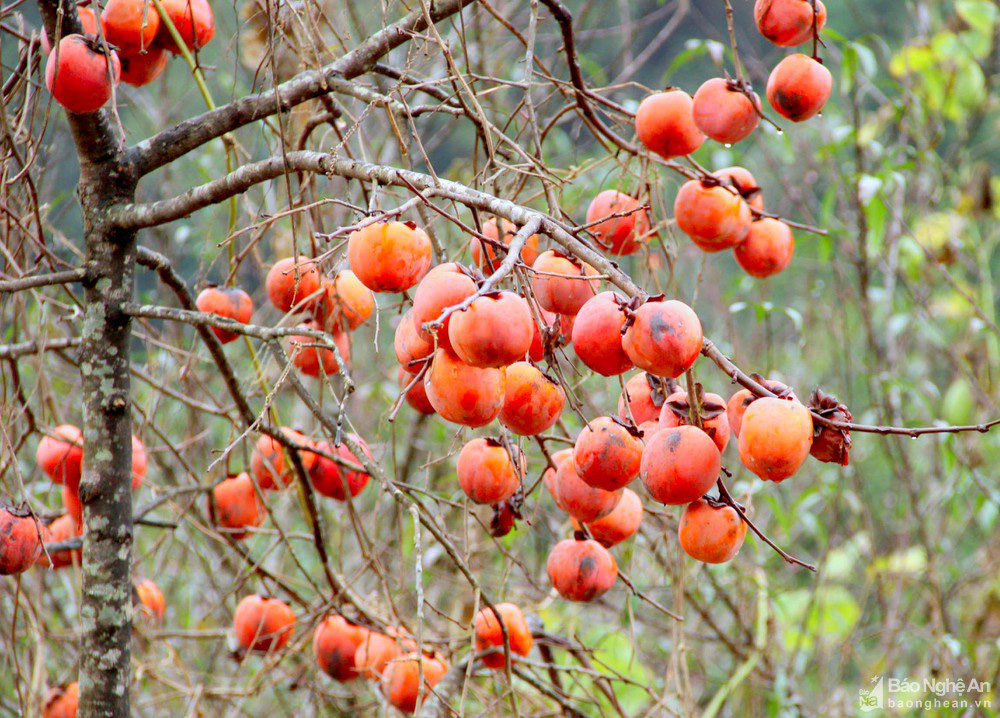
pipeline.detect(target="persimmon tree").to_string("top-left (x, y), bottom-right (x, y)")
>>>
top-left (2, 0), bottom-right (998, 716)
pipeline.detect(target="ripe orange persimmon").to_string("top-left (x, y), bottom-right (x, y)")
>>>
top-left (0, 507), bottom-right (42, 575)
top-left (738, 397), bottom-right (813, 481)
top-left (674, 179), bottom-right (752, 251)
top-left (618, 373), bottom-right (669, 425)
top-left (766, 53), bottom-right (832, 122)
top-left (136, 578), bottom-right (165, 623)
top-left (266, 256), bottom-right (321, 313)
top-left (381, 652), bottom-right (449, 714)
top-left (233, 595), bottom-right (295, 653)
top-left (36, 514), bottom-right (82, 569)
top-left (130, 434), bottom-right (147, 489)
top-left (622, 299), bottom-right (703, 378)
top-left (251, 428), bottom-right (316, 489)
top-left (424, 348), bottom-right (505, 427)
top-left (348, 221), bottom-right (432, 293)
top-left (102, 0), bottom-right (159, 52)
top-left (37, 424), bottom-right (83, 486)
top-left (678, 499), bottom-right (747, 563)
top-left (547, 538), bottom-right (617, 602)
top-left (449, 291), bottom-right (533, 367)
top-left (43, 683), bottom-right (78, 718)
top-left (288, 324), bottom-right (350, 378)
top-left (472, 218), bottom-right (540, 269)
top-left (457, 437), bottom-right (524, 505)
top-left (499, 362), bottom-right (565, 436)
top-left (734, 218), bottom-right (795, 278)
top-left (658, 390), bottom-right (730, 452)
top-left (474, 603), bottom-right (533, 668)
top-left (692, 78), bottom-right (760, 145)
top-left (542, 448), bottom-right (573, 511)
top-left (714, 166), bottom-right (764, 210)
top-left (637, 420), bottom-right (663, 441)
top-left (530, 251), bottom-right (599, 316)
top-left (211, 472), bottom-right (265, 539)
top-left (314, 615), bottom-right (369, 682)
top-left (585, 190), bottom-right (650, 256)
top-left (528, 307), bottom-right (573, 361)
top-left (153, 0), bottom-right (214, 53)
top-left (575, 487), bottom-right (643, 548)
top-left (754, 0), bottom-right (826, 47)
top-left (572, 292), bottom-right (633, 376)
top-left (553, 459), bottom-right (622, 523)
top-left (411, 263), bottom-right (478, 350)
top-left (314, 270), bottom-right (375, 331)
top-left (573, 417), bottom-right (643, 491)
top-left (354, 628), bottom-right (416, 678)
top-left (635, 89), bottom-right (704, 159)
top-left (395, 309), bottom-right (434, 373)
top-left (309, 436), bottom-right (372, 501)
top-left (119, 47), bottom-right (168, 86)
top-left (640, 426), bottom-right (721, 505)
top-left (195, 286), bottom-right (253, 343)
top-left (46, 34), bottom-right (120, 114)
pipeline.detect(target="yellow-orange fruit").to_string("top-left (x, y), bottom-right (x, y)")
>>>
top-left (42, 682), bottom-right (79, 718)
top-left (36, 424), bottom-right (83, 487)
top-left (348, 221), bottom-right (433, 293)
top-left (153, 0), bottom-right (214, 53)
top-left (266, 256), bottom-right (321, 313)
top-left (313, 615), bottom-right (369, 682)
top-left (499, 362), bottom-right (565, 436)
top-left (288, 323), bottom-right (350, 378)
top-left (542, 448), bottom-right (574, 511)
top-left (635, 90), bottom-right (705, 159)
top-left (714, 166), bottom-right (764, 210)
top-left (734, 218), bottom-right (794, 278)
top-left (553, 458), bottom-right (622, 523)
top-left (448, 291), bottom-right (533, 368)
top-left (585, 190), bottom-right (650, 256)
top-left (658, 390), bottom-right (731, 452)
top-left (399, 368), bottom-right (435, 414)
top-left (692, 78), bottom-right (760, 145)
top-left (395, 308), bottom-right (434, 373)
top-left (617, 373), bottom-right (668, 424)
top-left (233, 595), bottom-right (296, 653)
top-left (640, 426), bottom-right (720, 505)
top-left (354, 628), bottom-right (416, 679)
top-left (381, 652), bottom-right (449, 714)
top-left (575, 487), bottom-right (643, 547)
top-left (754, 0), bottom-right (826, 47)
top-left (737, 397), bottom-right (813, 481)
top-left (211, 472), bottom-right (266, 539)
top-left (313, 270), bottom-right (375, 331)
top-left (195, 286), bottom-right (253, 343)
top-left (0, 507), bottom-right (42, 575)
top-left (472, 219), bottom-right (540, 268)
top-left (456, 437), bottom-right (524, 505)
top-left (678, 498), bottom-right (747, 563)
top-left (119, 47), bottom-right (168, 87)
top-left (136, 578), bottom-right (165, 623)
top-left (36, 514), bottom-right (82, 569)
top-left (674, 179), bottom-right (752, 251)
top-left (766, 53), bottom-right (833, 122)
top-left (474, 603), bottom-right (533, 669)
top-left (572, 291), bottom-right (633, 376)
top-left (411, 263), bottom-right (478, 350)
top-left (424, 348), bottom-right (505, 427)
top-left (573, 417), bottom-right (643, 491)
top-left (530, 251), bottom-right (599, 316)
top-left (622, 300), bottom-right (703, 378)
top-left (546, 538), bottom-right (617, 602)
top-left (102, 0), bottom-right (160, 51)
top-left (250, 428), bottom-right (316, 490)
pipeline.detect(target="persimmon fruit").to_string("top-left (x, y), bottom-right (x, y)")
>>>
top-left (530, 251), bottom-right (599, 316)
top-left (314, 615), bottom-right (369, 682)
top-left (411, 263), bottom-right (478, 350)
top-left (547, 538), bottom-right (618, 602)
top-left (692, 78), bottom-right (760, 145)
top-left (424, 348), bottom-right (505, 427)
top-left (136, 578), bottom-right (165, 622)
top-left (674, 179), bottom-right (752, 251)
top-left (734, 218), bottom-right (795, 278)
top-left (618, 373), bottom-right (670, 425)
top-left (678, 499), bottom-right (747, 563)
top-left (635, 89), bottom-right (705, 159)
top-left (572, 291), bottom-right (633, 376)
top-left (573, 417), bottom-right (643, 491)
top-left (474, 603), bottom-right (533, 668)
top-left (195, 286), bottom-right (253, 343)
top-left (499, 362), bottom-right (565, 436)
top-left (622, 299), bottom-right (703, 379)
top-left (553, 458), bottom-right (622, 523)
top-left (737, 397), bottom-right (813, 481)
top-left (472, 218), bottom-right (540, 269)
top-left (585, 190), bottom-right (650, 256)
top-left (251, 428), bottom-right (316, 490)
top-left (456, 437), bottom-right (524, 505)
top-left (640, 426), bottom-right (721, 505)
top-left (347, 221), bottom-right (432, 293)
top-left (102, 0), bottom-right (160, 51)
top-left (43, 683), bottom-right (79, 718)
top-left (153, 0), bottom-right (215, 53)
top-left (754, 0), bottom-right (826, 47)
top-left (574, 487), bottom-right (643, 548)
top-left (395, 309), bottom-right (434, 373)
top-left (45, 34), bottom-right (121, 114)
top-left (381, 652), bottom-right (449, 714)
top-left (265, 256), bottom-right (321, 313)
top-left (211, 472), bottom-right (265, 539)
top-left (314, 270), bottom-right (375, 331)
top-left (309, 435), bottom-right (373, 501)
top-left (449, 291), bottom-right (533, 367)
top-left (288, 323), bottom-right (349, 378)
top-left (658, 390), bottom-right (731, 452)
top-left (119, 47), bottom-right (169, 86)
top-left (766, 53), bottom-right (833, 122)
top-left (36, 424), bottom-right (83, 486)
top-left (0, 507), bottom-right (42, 575)
top-left (233, 595), bottom-right (296, 653)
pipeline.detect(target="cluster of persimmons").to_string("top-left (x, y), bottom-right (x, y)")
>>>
top-left (44, 0), bottom-right (214, 113)
top-left (3, 0), bottom-right (859, 714)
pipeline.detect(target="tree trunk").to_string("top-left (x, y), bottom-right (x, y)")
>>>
top-left (39, 2), bottom-right (139, 714)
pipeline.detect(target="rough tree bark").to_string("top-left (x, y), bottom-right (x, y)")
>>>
top-left (39, 1), bottom-right (139, 715)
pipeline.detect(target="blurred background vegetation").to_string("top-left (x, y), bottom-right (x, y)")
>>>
top-left (2, 0), bottom-right (998, 715)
